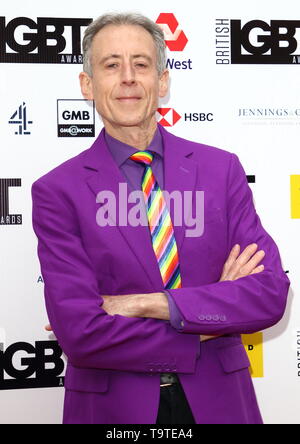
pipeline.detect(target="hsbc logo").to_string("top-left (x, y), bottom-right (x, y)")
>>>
top-left (157, 108), bottom-right (181, 126)
top-left (156, 13), bottom-right (188, 52)
top-left (157, 108), bottom-right (214, 126)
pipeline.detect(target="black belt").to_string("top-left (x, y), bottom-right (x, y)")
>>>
top-left (160, 373), bottom-right (179, 387)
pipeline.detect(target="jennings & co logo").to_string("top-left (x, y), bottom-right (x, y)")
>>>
top-left (0, 179), bottom-right (22, 225)
top-left (0, 17), bottom-right (92, 64)
top-left (215, 19), bottom-right (300, 64)
top-left (238, 107), bottom-right (300, 126)
top-left (0, 341), bottom-right (65, 389)
top-left (57, 99), bottom-right (95, 137)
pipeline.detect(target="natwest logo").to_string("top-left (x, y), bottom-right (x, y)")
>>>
top-left (157, 108), bottom-right (181, 127)
top-left (156, 13), bottom-right (188, 51)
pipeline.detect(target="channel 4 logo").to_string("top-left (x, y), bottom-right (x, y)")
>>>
top-left (0, 17), bottom-right (92, 64)
top-left (215, 19), bottom-right (300, 64)
top-left (57, 99), bottom-right (95, 137)
top-left (8, 102), bottom-right (33, 135)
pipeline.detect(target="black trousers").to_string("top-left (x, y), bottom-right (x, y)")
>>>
top-left (156, 381), bottom-right (196, 424)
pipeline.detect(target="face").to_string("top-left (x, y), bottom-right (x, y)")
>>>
top-left (79, 24), bottom-right (169, 131)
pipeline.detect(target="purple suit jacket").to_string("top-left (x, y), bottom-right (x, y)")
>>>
top-left (31, 124), bottom-right (290, 424)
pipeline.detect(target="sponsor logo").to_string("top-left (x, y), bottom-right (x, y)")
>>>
top-left (238, 107), bottom-right (300, 126)
top-left (57, 99), bottom-right (95, 137)
top-left (157, 108), bottom-right (214, 126)
top-left (0, 179), bottom-right (22, 225)
top-left (157, 108), bottom-right (181, 126)
top-left (0, 341), bottom-right (65, 389)
top-left (215, 19), bottom-right (300, 64)
top-left (8, 102), bottom-right (33, 135)
top-left (242, 332), bottom-right (264, 378)
top-left (291, 175), bottom-right (300, 218)
top-left (156, 13), bottom-right (192, 71)
top-left (156, 13), bottom-right (188, 51)
top-left (0, 17), bottom-right (92, 64)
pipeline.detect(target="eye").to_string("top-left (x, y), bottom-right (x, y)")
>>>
top-left (106, 63), bottom-right (118, 69)
top-left (135, 63), bottom-right (148, 68)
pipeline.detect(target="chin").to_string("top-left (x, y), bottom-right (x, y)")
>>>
top-left (114, 116), bottom-right (148, 127)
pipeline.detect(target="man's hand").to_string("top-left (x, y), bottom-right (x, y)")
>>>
top-left (200, 243), bottom-right (265, 342)
top-left (219, 243), bottom-right (265, 282)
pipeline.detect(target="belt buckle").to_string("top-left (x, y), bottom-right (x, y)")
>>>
top-left (160, 382), bottom-right (173, 387)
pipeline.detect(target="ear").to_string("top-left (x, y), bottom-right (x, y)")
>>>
top-left (158, 69), bottom-right (169, 98)
top-left (79, 72), bottom-right (94, 100)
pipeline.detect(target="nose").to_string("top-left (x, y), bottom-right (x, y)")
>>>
top-left (120, 61), bottom-right (136, 86)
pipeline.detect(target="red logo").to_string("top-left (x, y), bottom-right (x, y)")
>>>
top-left (157, 108), bottom-right (181, 126)
top-left (156, 13), bottom-right (188, 51)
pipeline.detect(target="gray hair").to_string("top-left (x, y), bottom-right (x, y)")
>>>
top-left (82, 12), bottom-right (167, 77)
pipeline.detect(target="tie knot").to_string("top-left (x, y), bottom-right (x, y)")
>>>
top-left (130, 150), bottom-right (153, 166)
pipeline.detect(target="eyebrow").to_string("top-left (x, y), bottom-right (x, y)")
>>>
top-left (99, 54), bottom-right (153, 64)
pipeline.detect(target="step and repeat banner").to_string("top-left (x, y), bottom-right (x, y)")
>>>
top-left (0, 0), bottom-right (298, 424)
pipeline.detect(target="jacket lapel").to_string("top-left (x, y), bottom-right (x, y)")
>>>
top-left (160, 125), bottom-right (198, 257)
top-left (83, 129), bottom-right (164, 289)
top-left (83, 126), bottom-right (198, 288)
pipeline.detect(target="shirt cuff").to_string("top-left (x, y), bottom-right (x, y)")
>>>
top-left (164, 290), bottom-right (184, 331)
top-left (164, 290), bottom-right (201, 360)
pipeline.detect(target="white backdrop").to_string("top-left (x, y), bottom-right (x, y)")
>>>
top-left (0, 0), bottom-right (298, 424)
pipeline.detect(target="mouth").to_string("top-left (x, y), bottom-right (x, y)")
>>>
top-left (116, 97), bottom-right (142, 102)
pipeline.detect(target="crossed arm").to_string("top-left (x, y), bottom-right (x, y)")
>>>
top-left (45, 243), bottom-right (265, 341)
top-left (100, 243), bottom-right (265, 319)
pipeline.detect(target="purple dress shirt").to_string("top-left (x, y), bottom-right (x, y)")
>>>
top-left (104, 128), bottom-right (183, 330)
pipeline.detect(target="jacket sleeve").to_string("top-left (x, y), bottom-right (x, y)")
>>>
top-left (168, 153), bottom-right (290, 335)
top-left (31, 178), bottom-right (199, 373)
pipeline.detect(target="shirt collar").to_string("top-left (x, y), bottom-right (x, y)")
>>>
top-left (104, 126), bottom-right (163, 168)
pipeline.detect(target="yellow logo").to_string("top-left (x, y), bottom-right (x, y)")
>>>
top-left (242, 332), bottom-right (263, 378)
top-left (291, 175), bottom-right (300, 218)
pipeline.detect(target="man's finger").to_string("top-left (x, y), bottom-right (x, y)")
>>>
top-left (235, 243), bottom-right (258, 266)
top-left (224, 243), bottom-right (258, 280)
top-left (45, 324), bottom-right (52, 331)
top-left (250, 264), bottom-right (264, 275)
top-left (239, 250), bottom-right (265, 276)
top-left (220, 244), bottom-right (240, 280)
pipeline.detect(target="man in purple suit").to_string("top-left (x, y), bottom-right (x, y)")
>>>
top-left (32, 12), bottom-right (290, 424)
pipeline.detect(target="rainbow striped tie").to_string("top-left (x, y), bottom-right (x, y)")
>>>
top-left (130, 150), bottom-right (182, 289)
